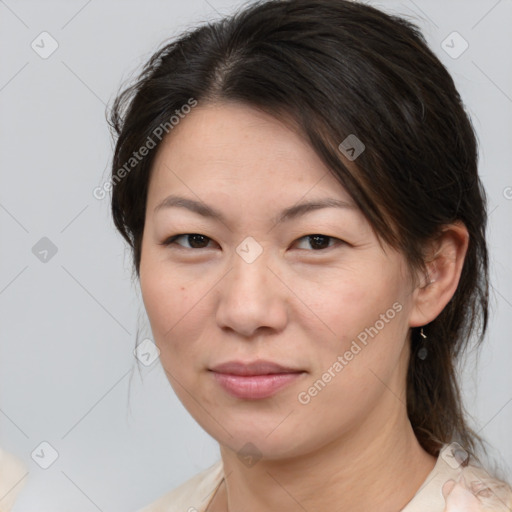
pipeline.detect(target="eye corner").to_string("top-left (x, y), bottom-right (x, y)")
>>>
top-left (159, 233), bottom-right (219, 251)
top-left (159, 235), bottom-right (177, 246)
top-left (293, 234), bottom-right (347, 252)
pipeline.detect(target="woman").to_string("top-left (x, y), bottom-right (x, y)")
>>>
top-left (107, 0), bottom-right (512, 510)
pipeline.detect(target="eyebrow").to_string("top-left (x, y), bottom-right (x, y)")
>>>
top-left (154, 194), bottom-right (357, 225)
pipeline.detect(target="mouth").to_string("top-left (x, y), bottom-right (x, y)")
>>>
top-left (209, 360), bottom-right (306, 400)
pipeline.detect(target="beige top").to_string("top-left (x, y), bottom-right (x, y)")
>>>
top-left (0, 448), bottom-right (27, 512)
top-left (137, 443), bottom-right (512, 512)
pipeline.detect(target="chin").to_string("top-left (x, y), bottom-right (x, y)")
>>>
top-left (210, 420), bottom-right (325, 463)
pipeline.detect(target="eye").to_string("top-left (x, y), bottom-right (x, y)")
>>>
top-left (161, 233), bottom-right (216, 250)
top-left (294, 234), bottom-right (343, 251)
top-left (161, 233), bottom-right (344, 251)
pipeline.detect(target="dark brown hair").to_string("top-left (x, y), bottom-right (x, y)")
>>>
top-left (108, 0), bottom-right (489, 458)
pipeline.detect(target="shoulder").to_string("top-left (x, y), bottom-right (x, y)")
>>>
top-left (437, 443), bottom-right (512, 512)
top-left (403, 443), bottom-right (512, 512)
top-left (136, 460), bottom-right (224, 512)
top-left (0, 447), bottom-right (27, 512)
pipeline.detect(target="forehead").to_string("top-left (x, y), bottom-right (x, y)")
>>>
top-left (149, 101), bottom-right (353, 202)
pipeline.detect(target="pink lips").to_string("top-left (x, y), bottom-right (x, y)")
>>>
top-left (209, 360), bottom-right (305, 400)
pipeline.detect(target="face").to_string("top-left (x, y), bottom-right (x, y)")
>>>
top-left (140, 101), bottom-right (419, 460)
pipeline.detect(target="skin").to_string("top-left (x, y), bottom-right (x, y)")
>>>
top-left (139, 101), bottom-right (469, 512)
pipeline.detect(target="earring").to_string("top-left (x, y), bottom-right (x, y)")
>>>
top-left (418, 327), bottom-right (428, 360)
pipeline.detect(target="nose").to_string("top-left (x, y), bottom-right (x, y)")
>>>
top-left (215, 251), bottom-right (288, 338)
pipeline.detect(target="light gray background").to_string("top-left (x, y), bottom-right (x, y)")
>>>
top-left (0, 0), bottom-right (511, 510)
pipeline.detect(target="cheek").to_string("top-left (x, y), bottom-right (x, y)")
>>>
top-left (140, 269), bottom-right (179, 333)
top-left (312, 269), bottom-right (405, 341)
top-left (139, 254), bottom-right (216, 373)
top-left (139, 255), bottom-right (191, 347)
top-left (305, 267), bottom-right (410, 387)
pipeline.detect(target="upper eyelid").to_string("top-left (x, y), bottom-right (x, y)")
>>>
top-left (164, 233), bottom-right (343, 249)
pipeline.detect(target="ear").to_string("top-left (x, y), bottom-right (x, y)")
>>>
top-left (409, 221), bottom-right (469, 328)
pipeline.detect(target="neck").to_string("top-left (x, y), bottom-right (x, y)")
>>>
top-left (214, 404), bottom-right (437, 512)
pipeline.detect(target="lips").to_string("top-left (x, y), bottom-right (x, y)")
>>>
top-left (210, 360), bottom-right (302, 376)
top-left (209, 360), bottom-right (305, 399)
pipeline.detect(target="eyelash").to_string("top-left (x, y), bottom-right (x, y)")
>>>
top-left (160, 233), bottom-right (344, 252)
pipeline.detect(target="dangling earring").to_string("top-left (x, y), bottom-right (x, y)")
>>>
top-left (418, 327), bottom-right (428, 360)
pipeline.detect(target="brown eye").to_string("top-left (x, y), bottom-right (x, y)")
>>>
top-left (162, 233), bottom-right (214, 249)
top-left (294, 234), bottom-right (342, 251)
